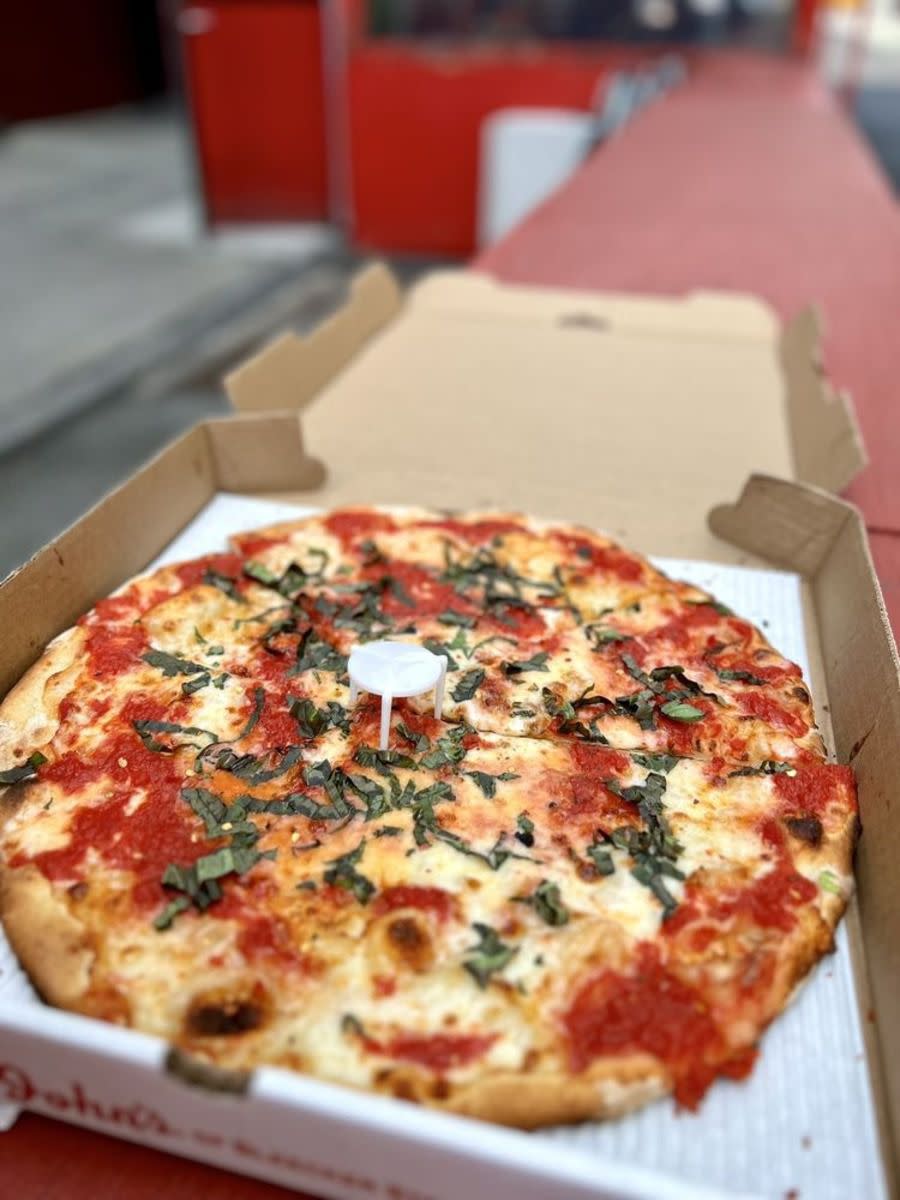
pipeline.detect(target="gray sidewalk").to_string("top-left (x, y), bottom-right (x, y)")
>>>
top-left (0, 104), bottom-right (334, 452)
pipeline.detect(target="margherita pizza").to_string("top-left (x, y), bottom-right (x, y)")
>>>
top-left (0, 507), bottom-right (857, 1127)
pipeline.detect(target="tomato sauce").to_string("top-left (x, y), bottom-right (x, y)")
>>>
top-left (366, 1031), bottom-right (497, 1073)
top-left (772, 764), bottom-right (856, 818)
top-left (249, 688), bottom-right (301, 749)
top-left (324, 510), bottom-right (397, 547)
top-left (563, 944), bottom-right (728, 1108)
top-left (368, 562), bottom-right (478, 621)
top-left (173, 553), bottom-right (245, 591)
top-left (235, 534), bottom-right (281, 559)
top-left (555, 533), bottom-right (645, 582)
top-left (84, 624), bottom-right (148, 679)
top-left (373, 975), bottom-right (396, 997)
top-left (373, 886), bottom-right (456, 922)
top-left (419, 518), bottom-right (524, 544)
top-left (738, 691), bottom-right (807, 737)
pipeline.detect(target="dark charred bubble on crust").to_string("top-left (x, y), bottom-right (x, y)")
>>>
top-left (187, 997), bottom-right (267, 1037)
top-left (785, 816), bottom-right (823, 847)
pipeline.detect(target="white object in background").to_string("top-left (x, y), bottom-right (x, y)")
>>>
top-left (348, 641), bottom-right (446, 750)
top-left (477, 108), bottom-right (592, 248)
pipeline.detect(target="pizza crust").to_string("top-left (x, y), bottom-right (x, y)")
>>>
top-left (0, 627), bottom-right (85, 772)
top-left (0, 864), bottom-right (93, 1007)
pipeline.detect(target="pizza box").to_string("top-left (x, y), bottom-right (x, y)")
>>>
top-left (0, 264), bottom-right (897, 1200)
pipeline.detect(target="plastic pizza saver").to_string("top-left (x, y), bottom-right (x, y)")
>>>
top-left (348, 640), bottom-right (447, 750)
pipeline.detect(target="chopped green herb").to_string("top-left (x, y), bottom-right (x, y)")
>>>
top-left (420, 726), bottom-right (468, 769)
top-left (181, 673), bottom-right (211, 696)
top-left (818, 870), bottom-right (842, 895)
top-left (324, 841), bottom-right (375, 904)
top-left (687, 597), bottom-right (733, 616)
top-left (502, 652), bottom-right (549, 676)
top-left (716, 668), bottom-right (766, 685)
top-left (463, 923), bottom-right (517, 988)
top-left (396, 722), bottom-right (431, 752)
top-left (729, 760), bottom-right (796, 778)
top-left (632, 752), bottom-right (680, 774)
top-left (438, 610), bottom-right (476, 628)
top-left (515, 812), bottom-right (535, 847)
top-left (142, 648), bottom-right (206, 677)
top-left (373, 825), bottom-right (404, 838)
top-left (587, 843), bottom-right (615, 876)
top-left (0, 750), bottom-right (48, 786)
top-left (516, 880), bottom-right (569, 927)
top-left (464, 769), bottom-right (518, 799)
top-left (202, 569), bottom-right (244, 603)
top-left (660, 700), bottom-right (705, 723)
top-left (134, 719), bottom-right (216, 753)
top-left (236, 687), bottom-right (266, 740)
top-left (585, 624), bottom-right (631, 647)
top-left (451, 668), bottom-right (485, 703)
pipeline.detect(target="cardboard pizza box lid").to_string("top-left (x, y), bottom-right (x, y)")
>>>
top-left (224, 263), bottom-right (866, 562)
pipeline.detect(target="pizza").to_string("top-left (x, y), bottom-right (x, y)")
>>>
top-left (0, 506), bottom-right (857, 1128)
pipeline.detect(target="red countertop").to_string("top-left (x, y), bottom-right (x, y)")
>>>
top-left (1, 47), bottom-right (897, 1198)
top-left (477, 51), bottom-right (900, 629)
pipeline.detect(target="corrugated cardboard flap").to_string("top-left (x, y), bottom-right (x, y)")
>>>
top-left (225, 263), bottom-right (402, 414)
top-left (711, 473), bottom-right (900, 1191)
top-left (779, 308), bottom-right (867, 495)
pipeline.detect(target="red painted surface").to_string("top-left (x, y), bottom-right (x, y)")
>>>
top-left (477, 52), bottom-right (900, 632)
top-left (348, 43), bottom-right (640, 256)
top-left (182, 1), bottom-right (328, 223)
top-left (0, 1113), bottom-right (304, 1199)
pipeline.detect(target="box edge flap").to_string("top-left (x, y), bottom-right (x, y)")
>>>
top-left (224, 262), bottom-right (402, 414)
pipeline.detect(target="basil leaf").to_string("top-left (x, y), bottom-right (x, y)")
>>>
top-left (182, 787), bottom-right (228, 835)
top-left (451, 668), bottom-right (485, 703)
top-left (631, 753), bottom-right (680, 774)
top-left (290, 698), bottom-right (328, 738)
top-left (729, 760), bottom-right (796, 778)
top-left (243, 561), bottom-right (279, 587)
top-left (0, 751), bottom-right (47, 786)
top-left (153, 895), bottom-right (191, 931)
top-left (585, 625), bottom-right (631, 648)
top-left (438, 610), bottom-right (476, 628)
top-left (502, 652), bottom-right (549, 676)
top-left (181, 673), bottom-right (211, 696)
top-left (237, 687), bottom-right (266, 740)
top-left (345, 773), bottom-right (390, 820)
top-left (515, 812), bottom-right (535, 847)
top-left (202, 569), bottom-right (243, 603)
top-left (355, 745), bottom-right (417, 775)
top-left (396, 722), bottom-right (431, 752)
top-left (142, 649), bottom-right (206, 677)
top-left (324, 840), bottom-right (375, 904)
top-left (716, 668), bottom-right (767, 686)
top-left (384, 576), bottom-right (415, 607)
top-left (687, 597), bottom-right (733, 616)
top-left (660, 700), bottom-right (704, 723)
top-left (293, 630), bottom-right (347, 677)
top-left (463, 923), bottom-right (517, 988)
top-left (463, 769), bottom-right (518, 799)
top-left (423, 638), bottom-right (458, 671)
top-left (519, 880), bottom-right (569, 926)
top-left (420, 727), bottom-right (468, 769)
top-left (818, 870), bottom-right (842, 895)
top-left (587, 843), bottom-right (615, 876)
top-left (134, 719), bottom-right (216, 753)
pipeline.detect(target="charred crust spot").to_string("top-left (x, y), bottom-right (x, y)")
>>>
top-left (390, 1077), bottom-right (418, 1102)
top-left (792, 686), bottom-right (810, 703)
top-left (385, 915), bottom-right (433, 971)
top-left (67, 881), bottom-right (89, 900)
top-left (786, 816), bottom-right (823, 846)
top-left (188, 1001), bottom-right (264, 1037)
top-left (186, 985), bottom-right (269, 1037)
top-left (388, 917), bottom-right (425, 950)
top-left (430, 1077), bottom-right (451, 1100)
